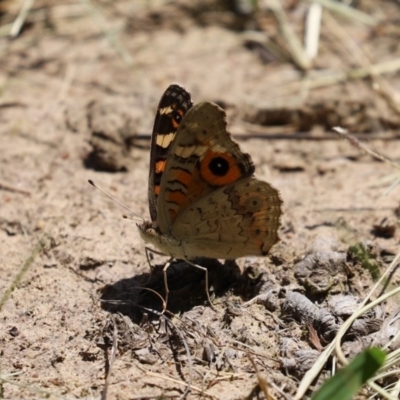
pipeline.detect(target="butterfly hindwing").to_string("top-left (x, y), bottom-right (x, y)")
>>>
top-left (171, 177), bottom-right (282, 259)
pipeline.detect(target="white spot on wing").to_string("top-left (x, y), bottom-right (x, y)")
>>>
top-left (156, 132), bottom-right (176, 148)
top-left (159, 106), bottom-right (174, 115)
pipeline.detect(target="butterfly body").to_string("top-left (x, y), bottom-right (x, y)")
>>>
top-left (138, 85), bottom-right (282, 263)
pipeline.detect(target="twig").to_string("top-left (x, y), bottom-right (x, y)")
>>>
top-left (333, 127), bottom-right (400, 171)
top-left (0, 180), bottom-right (31, 195)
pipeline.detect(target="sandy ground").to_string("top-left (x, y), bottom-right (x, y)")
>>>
top-left (1, 1), bottom-right (400, 399)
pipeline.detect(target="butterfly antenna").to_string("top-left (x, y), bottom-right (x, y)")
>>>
top-left (88, 179), bottom-right (144, 223)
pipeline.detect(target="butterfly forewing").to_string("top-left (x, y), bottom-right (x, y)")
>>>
top-left (148, 84), bottom-right (193, 222)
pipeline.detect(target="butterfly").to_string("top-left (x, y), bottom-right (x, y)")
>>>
top-left (138, 84), bottom-right (283, 306)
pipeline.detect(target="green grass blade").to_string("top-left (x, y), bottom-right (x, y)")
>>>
top-left (312, 348), bottom-right (386, 400)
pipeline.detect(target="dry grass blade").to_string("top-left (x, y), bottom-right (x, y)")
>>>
top-left (331, 252), bottom-right (400, 399)
top-left (323, 10), bottom-right (370, 66)
top-left (323, 11), bottom-right (400, 121)
top-left (305, 3), bottom-right (322, 60)
top-left (0, 232), bottom-right (50, 311)
top-left (335, 251), bottom-right (400, 362)
top-left (306, 0), bottom-right (376, 26)
top-left (9, 0), bottom-right (35, 37)
top-left (268, 0), bottom-right (311, 70)
top-left (294, 341), bottom-right (336, 400)
top-left (279, 57), bottom-right (400, 95)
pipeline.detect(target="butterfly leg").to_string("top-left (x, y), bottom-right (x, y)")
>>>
top-left (185, 259), bottom-right (216, 310)
top-left (145, 246), bottom-right (167, 272)
top-left (145, 248), bottom-right (174, 309)
top-left (143, 247), bottom-right (168, 290)
top-left (162, 257), bottom-right (174, 308)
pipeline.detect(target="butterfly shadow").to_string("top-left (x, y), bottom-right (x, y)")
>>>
top-left (99, 258), bottom-right (263, 322)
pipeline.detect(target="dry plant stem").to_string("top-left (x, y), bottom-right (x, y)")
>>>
top-left (389, 371), bottom-right (400, 397)
top-left (374, 81), bottom-right (400, 115)
top-left (368, 382), bottom-right (398, 400)
top-left (324, 11), bottom-right (400, 121)
top-left (334, 286), bottom-right (400, 363)
top-left (384, 352), bottom-right (400, 371)
top-left (247, 353), bottom-right (274, 400)
top-left (10, 0), bottom-right (35, 37)
top-left (305, 3), bottom-right (322, 60)
top-left (335, 249), bottom-right (400, 355)
top-left (332, 252), bottom-right (400, 399)
top-left (306, 0), bottom-right (376, 26)
top-left (384, 175), bottom-right (400, 196)
top-left (296, 247), bottom-right (400, 400)
top-left (268, 0), bottom-right (311, 71)
top-left (282, 58), bottom-right (400, 94)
